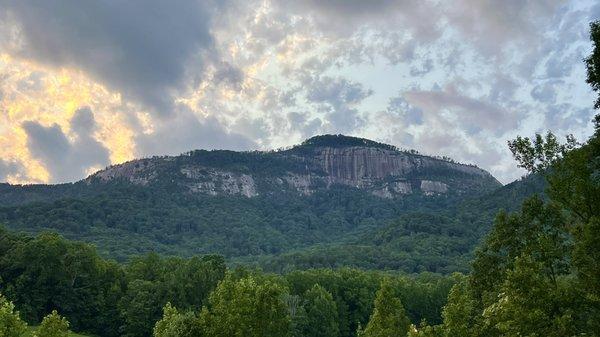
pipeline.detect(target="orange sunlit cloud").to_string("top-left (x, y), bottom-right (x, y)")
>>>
top-left (0, 53), bottom-right (136, 183)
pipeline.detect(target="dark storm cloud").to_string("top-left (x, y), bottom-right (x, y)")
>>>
top-left (70, 107), bottom-right (96, 133)
top-left (22, 108), bottom-right (110, 183)
top-left (1, 0), bottom-right (225, 114)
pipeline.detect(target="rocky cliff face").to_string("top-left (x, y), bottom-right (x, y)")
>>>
top-left (88, 135), bottom-right (501, 198)
top-left (306, 146), bottom-right (489, 184)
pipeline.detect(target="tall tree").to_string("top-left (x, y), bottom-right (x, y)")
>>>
top-left (442, 277), bottom-right (477, 337)
top-left (302, 285), bottom-right (339, 337)
top-left (586, 21), bottom-right (600, 109)
top-left (201, 276), bottom-right (291, 337)
top-left (481, 255), bottom-right (579, 337)
top-left (463, 20), bottom-right (600, 337)
top-left (120, 280), bottom-right (165, 337)
top-left (361, 279), bottom-right (410, 337)
top-left (470, 196), bottom-right (570, 303)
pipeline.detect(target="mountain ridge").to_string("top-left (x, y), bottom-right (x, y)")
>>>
top-left (0, 134), bottom-right (529, 272)
top-left (85, 134), bottom-right (501, 199)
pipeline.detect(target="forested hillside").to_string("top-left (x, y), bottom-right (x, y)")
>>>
top-left (0, 171), bottom-right (540, 273)
top-left (0, 133), bottom-right (539, 273)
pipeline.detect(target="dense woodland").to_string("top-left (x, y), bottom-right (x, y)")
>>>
top-left (0, 19), bottom-right (599, 337)
top-left (0, 170), bottom-right (541, 274)
top-left (0, 228), bottom-right (455, 337)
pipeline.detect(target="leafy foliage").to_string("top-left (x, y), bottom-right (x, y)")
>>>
top-left (406, 21), bottom-right (600, 337)
top-left (34, 310), bottom-right (70, 337)
top-left (0, 293), bottom-right (27, 337)
top-left (302, 285), bottom-right (339, 337)
top-left (153, 303), bottom-right (201, 337)
top-left (586, 21), bottom-right (600, 108)
top-left (0, 226), bottom-right (460, 337)
top-left (297, 134), bottom-right (400, 151)
top-left (360, 279), bottom-right (411, 337)
top-left (201, 276), bottom-right (291, 337)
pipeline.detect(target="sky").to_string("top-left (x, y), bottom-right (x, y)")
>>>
top-left (0, 0), bottom-right (599, 185)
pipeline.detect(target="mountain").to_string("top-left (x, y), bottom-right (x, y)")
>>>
top-left (87, 134), bottom-right (500, 198)
top-left (0, 135), bottom-right (539, 273)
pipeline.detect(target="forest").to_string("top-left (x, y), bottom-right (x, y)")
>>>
top-left (0, 18), bottom-right (599, 337)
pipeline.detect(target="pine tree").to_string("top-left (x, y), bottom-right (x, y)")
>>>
top-left (362, 279), bottom-right (410, 337)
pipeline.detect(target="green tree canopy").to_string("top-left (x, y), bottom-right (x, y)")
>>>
top-left (586, 21), bottom-right (600, 108)
top-left (34, 310), bottom-right (70, 337)
top-left (0, 230), bottom-right (125, 337)
top-left (201, 276), bottom-right (291, 337)
top-left (153, 303), bottom-right (203, 337)
top-left (481, 255), bottom-right (579, 337)
top-left (302, 284), bottom-right (339, 337)
top-left (361, 279), bottom-right (410, 337)
top-left (0, 294), bottom-right (27, 337)
top-left (437, 19), bottom-right (600, 337)
top-left (442, 276), bottom-right (476, 337)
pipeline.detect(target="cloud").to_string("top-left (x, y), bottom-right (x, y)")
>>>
top-left (279, 0), bottom-right (441, 40)
top-left (0, 159), bottom-right (25, 182)
top-left (531, 80), bottom-right (562, 104)
top-left (305, 76), bottom-right (373, 132)
top-left (1, 0), bottom-right (225, 114)
top-left (544, 104), bottom-right (595, 132)
top-left (445, 0), bottom-right (564, 53)
top-left (134, 107), bottom-right (256, 157)
top-left (403, 86), bottom-right (522, 136)
top-left (286, 111), bottom-right (323, 139)
top-left (21, 108), bottom-right (110, 183)
top-left (387, 96), bottom-right (423, 125)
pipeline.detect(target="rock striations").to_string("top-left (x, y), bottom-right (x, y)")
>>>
top-left (88, 134), bottom-right (501, 198)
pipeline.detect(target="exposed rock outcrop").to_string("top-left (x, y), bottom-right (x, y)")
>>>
top-left (87, 135), bottom-right (501, 198)
top-left (181, 167), bottom-right (257, 197)
top-left (420, 180), bottom-right (449, 195)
